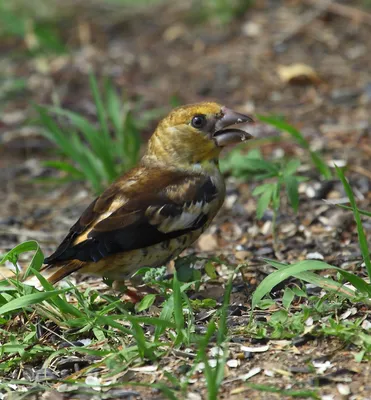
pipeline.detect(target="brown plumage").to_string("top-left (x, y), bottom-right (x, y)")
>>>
top-left (25, 102), bottom-right (253, 288)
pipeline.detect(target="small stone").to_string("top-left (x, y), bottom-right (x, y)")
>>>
top-left (362, 320), bottom-right (371, 330)
top-left (242, 21), bottom-right (261, 37)
top-left (306, 252), bottom-right (324, 260)
top-left (186, 393), bottom-right (202, 400)
top-left (208, 359), bottom-right (217, 367)
top-left (227, 359), bottom-right (239, 368)
top-left (85, 375), bottom-right (101, 391)
top-left (210, 346), bottom-right (224, 357)
top-left (337, 384), bottom-right (350, 395)
top-left (198, 234), bottom-right (218, 252)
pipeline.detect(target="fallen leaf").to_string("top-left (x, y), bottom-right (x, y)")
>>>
top-left (197, 234), bottom-right (218, 252)
top-left (277, 63), bottom-right (321, 84)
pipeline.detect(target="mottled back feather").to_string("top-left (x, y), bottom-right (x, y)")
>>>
top-left (44, 167), bottom-right (218, 266)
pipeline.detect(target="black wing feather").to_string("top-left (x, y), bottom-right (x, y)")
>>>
top-left (45, 174), bottom-right (218, 265)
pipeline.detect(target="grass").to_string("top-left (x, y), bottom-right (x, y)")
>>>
top-left (0, 247), bottom-right (239, 398)
top-left (1, 162), bottom-right (370, 394)
top-left (2, 93), bottom-right (371, 398)
top-left (0, 0), bottom-right (66, 55)
top-left (36, 73), bottom-right (163, 193)
top-left (251, 165), bottom-right (371, 309)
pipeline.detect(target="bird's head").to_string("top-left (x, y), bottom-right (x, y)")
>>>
top-left (146, 102), bottom-right (254, 168)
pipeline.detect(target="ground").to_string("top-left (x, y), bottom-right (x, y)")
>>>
top-left (0, 0), bottom-right (371, 399)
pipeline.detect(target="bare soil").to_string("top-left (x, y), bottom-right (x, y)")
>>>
top-left (1, 1), bottom-right (371, 399)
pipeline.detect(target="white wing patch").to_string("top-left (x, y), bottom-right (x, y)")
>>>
top-left (148, 200), bottom-right (213, 233)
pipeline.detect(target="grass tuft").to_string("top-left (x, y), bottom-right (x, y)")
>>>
top-left (36, 73), bottom-right (163, 193)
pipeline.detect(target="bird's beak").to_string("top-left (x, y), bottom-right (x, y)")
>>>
top-left (213, 106), bottom-right (254, 147)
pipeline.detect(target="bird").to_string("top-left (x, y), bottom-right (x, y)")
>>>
top-left (25, 102), bottom-right (253, 289)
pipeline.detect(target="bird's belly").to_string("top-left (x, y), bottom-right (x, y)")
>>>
top-left (79, 228), bottom-right (203, 280)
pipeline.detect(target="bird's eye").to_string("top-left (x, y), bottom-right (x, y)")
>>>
top-left (191, 115), bottom-right (207, 129)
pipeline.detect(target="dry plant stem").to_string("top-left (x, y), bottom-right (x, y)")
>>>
top-left (275, 0), bottom-right (333, 47)
top-left (272, 210), bottom-right (284, 261)
top-left (272, 208), bottom-right (278, 253)
top-left (350, 165), bottom-right (371, 181)
top-left (303, 0), bottom-right (371, 25)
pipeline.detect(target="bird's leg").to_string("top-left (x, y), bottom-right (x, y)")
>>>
top-left (112, 280), bottom-right (142, 303)
top-left (112, 279), bottom-right (161, 303)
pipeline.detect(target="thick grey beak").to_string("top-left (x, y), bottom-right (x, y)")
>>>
top-left (213, 106), bottom-right (254, 147)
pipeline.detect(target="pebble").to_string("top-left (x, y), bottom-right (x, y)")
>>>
top-left (337, 384), bottom-right (350, 396)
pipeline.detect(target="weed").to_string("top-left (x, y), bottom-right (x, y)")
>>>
top-left (249, 166), bottom-right (371, 356)
top-left (222, 148), bottom-right (306, 245)
top-left (36, 73), bottom-right (163, 193)
top-left (0, 243), bottom-right (238, 398)
top-left (0, 0), bottom-right (66, 54)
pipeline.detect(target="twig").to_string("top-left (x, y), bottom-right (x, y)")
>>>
top-left (303, 0), bottom-right (371, 25)
top-left (275, 0), bottom-right (333, 47)
top-left (350, 165), bottom-right (371, 181)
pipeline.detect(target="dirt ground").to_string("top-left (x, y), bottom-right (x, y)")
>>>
top-left (1, 0), bottom-right (371, 399)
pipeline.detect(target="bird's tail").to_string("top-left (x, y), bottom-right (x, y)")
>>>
top-left (1, 260), bottom-right (83, 290)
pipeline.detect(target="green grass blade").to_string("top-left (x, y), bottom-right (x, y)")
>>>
top-left (173, 272), bottom-right (185, 337)
top-left (130, 319), bottom-right (148, 359)
top-left (30, 269), bottom-right (84, 317)
top-left (264, 258), bottom-right (357, 299)
top-left (337, 270), bottom-right (371, 297)
top-left (89, 72), bottom-right (109, 139)
top-left (217, 268), bottom-right (238, 344)
top-left (105, 78), bottom-right (123, 135)
top-left (123, 111), bottom-right (141, 168)
top-left (89, 73), bottom-right (117, 180)
top-left (252, 260), bottom-right (336, 308)
top-left (284, 175), bottom-right (299, 212)
top-left (258, 115), bottom-right (331, 178)
top-left (47, 106), bottom-right (116, 182)
top-left (154, 296), bottom-right (174, 340)
top-left (334, 203), bottom-right (371, 218)
top-left (255, 183), bottom-right (274, 219)
top-left (43, 160), bottom-right (84, 179)
top-left (36, 106), bottom-right (77, 158)
top-left (0, 288), bottom-right (71, 315)
top-left (95, 316), bottom-right (133, 335)
top-left (241, 158), bottom-right (279, 173)
top-left (282, 159), bottom-right (300, 176)
top-left (0, 241), bottom-right (42, 268)
top-left (336, 166), bottom-right (371, 279)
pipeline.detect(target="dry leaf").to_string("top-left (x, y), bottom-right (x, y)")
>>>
top-left (277, 63), bottom-right (320, 84)
top-left (197, 234), bottom-right (218, 252)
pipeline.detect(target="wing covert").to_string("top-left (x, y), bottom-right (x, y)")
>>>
top-left (45, 170), bottom-right (219, 264)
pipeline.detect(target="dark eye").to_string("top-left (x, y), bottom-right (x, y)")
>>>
top-left (191, 115), bottom-right (207, 129)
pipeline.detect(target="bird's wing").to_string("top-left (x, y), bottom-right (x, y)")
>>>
top-left (44, 168), bottom-right (219, 264)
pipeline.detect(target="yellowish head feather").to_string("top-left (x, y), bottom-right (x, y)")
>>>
top-left (146, 102), bottom-right (223, 168)
top-left (159, 102), bottom-right (223, 129)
